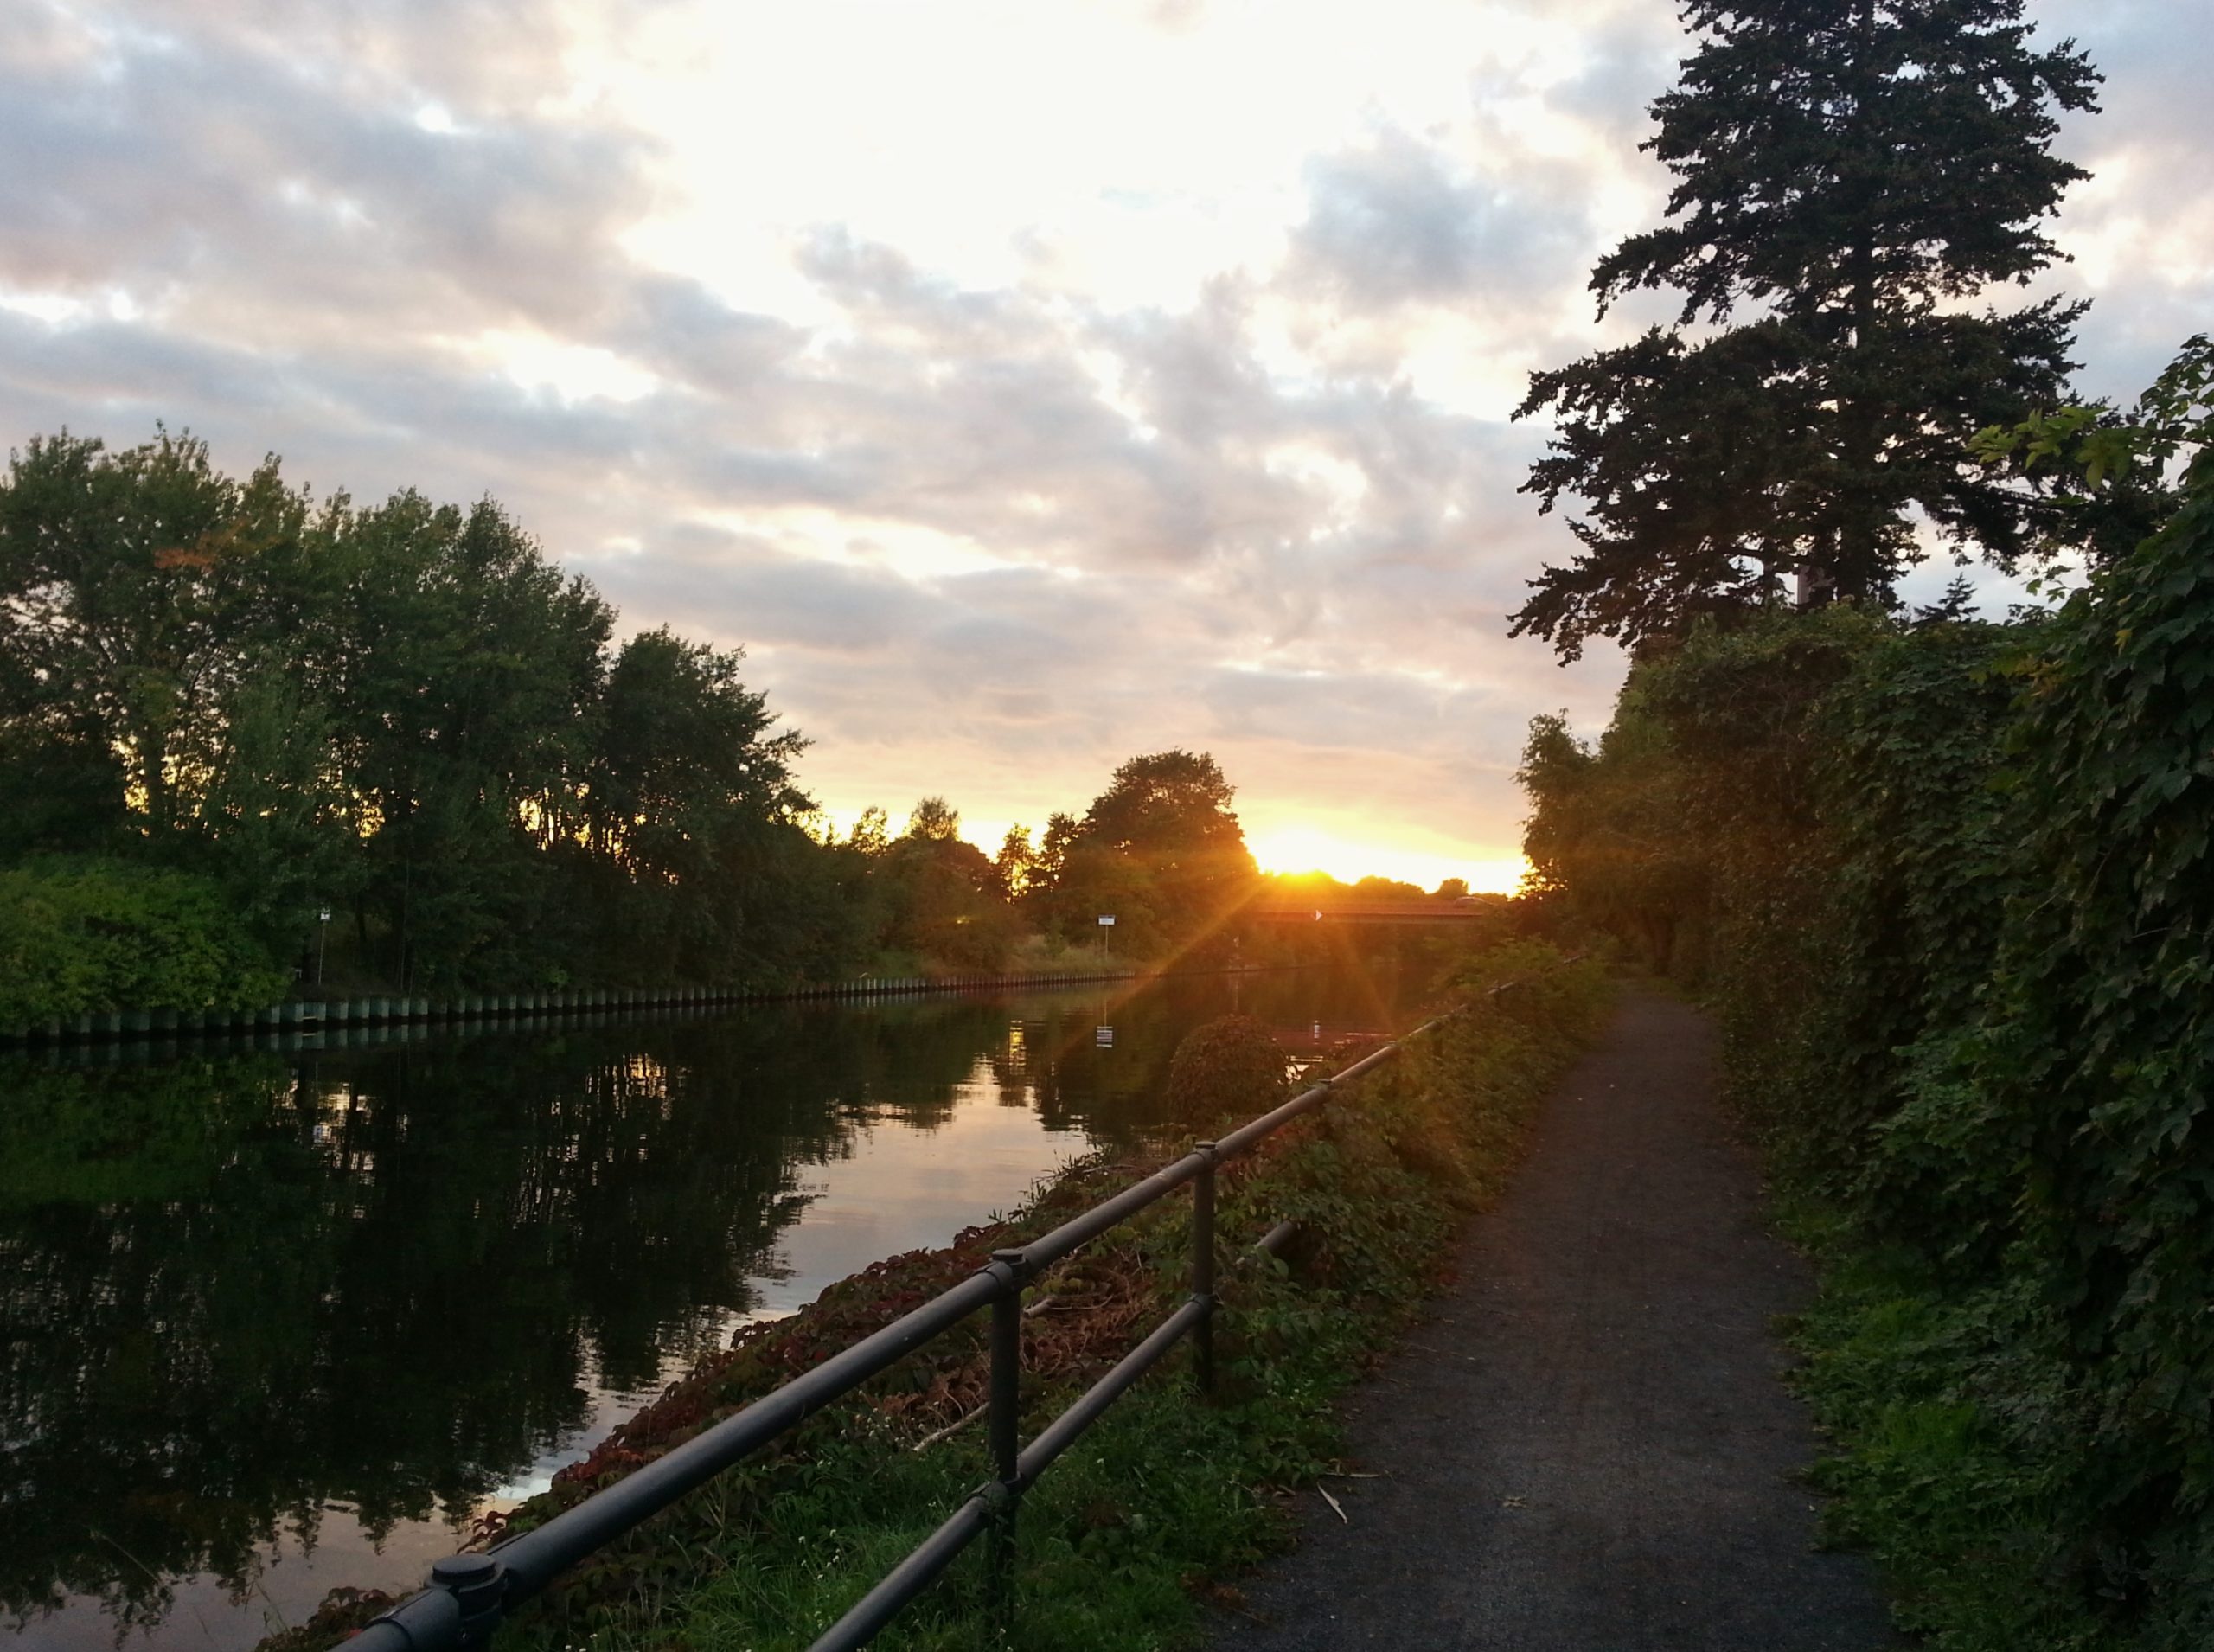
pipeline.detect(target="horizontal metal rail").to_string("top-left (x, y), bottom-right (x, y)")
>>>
top-left (810, 1228), bottom-right (1277, 1652)
top-left (354, 964), bottom-right (1576, 1652)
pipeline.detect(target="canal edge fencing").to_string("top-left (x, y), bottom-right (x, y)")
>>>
top-left (349, 964), bottom-right (1571, 1652)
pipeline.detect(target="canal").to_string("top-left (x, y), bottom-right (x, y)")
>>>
top-left (1, 959), bottom-right (1449, 1652)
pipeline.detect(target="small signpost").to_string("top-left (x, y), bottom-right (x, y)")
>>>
top-left (1097, 913), bottom-right (1114, 960)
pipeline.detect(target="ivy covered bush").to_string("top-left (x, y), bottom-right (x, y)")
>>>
top-left (1519, 342), bottom-right (2214, 1646)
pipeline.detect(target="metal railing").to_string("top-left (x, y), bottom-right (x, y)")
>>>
top-left (353, 976), bottom-right (1552, 1651)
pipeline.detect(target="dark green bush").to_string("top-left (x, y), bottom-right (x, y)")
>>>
top-left (1518, 477), bottom-right (2214, 1642)
top-left (1164, 1014), bottom-right (1289, 1130)
top-left (0, 857), bottom-right (285, 1026)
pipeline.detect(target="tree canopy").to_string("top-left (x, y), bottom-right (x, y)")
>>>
top-left (1026, 751), bottom-right (1260, 962)
top-left (2, 434), bottom-right (1302, 1005)
top-left (1513, 0), bottom-right (2100, 659)
top-left (0, 432), bottom-right (839, 996)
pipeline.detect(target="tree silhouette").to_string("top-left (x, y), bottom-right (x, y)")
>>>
top-left (1513, 0), bottom-right (2100, 659)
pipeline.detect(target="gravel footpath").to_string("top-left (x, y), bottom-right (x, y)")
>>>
top-left (1209, 987), bottom-right (1900, 1650)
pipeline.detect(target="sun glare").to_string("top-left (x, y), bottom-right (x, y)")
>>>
top-left (1246, 825), bottom-right (1525, 895)
top-left (813, 811), bottom-right (1526, 895)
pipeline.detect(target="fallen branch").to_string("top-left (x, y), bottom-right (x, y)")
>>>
top-left (910, 1403), bottom-right (987, 1453)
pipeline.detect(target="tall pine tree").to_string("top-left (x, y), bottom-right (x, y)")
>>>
top-left (1513, 0), bottom-right (2100, 660)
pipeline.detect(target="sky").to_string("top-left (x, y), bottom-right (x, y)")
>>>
top-left (3, 1), bottom-right (2209, 893)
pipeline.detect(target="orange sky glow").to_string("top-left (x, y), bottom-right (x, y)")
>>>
top-left (3, 1), bottom-right (2201, 887)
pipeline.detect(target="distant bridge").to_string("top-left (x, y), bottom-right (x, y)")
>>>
top-left (1247, 900), bottom-right (1506, 925)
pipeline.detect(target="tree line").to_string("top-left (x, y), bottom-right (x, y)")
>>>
top-left (0, 432), bottom-right (1283, 1019)
top-left (1510, 0), bottom-right (2214, 1640)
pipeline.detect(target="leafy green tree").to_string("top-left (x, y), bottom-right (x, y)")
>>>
top-left (584, 628), bottom-right (816, 982)
top-left (188, 669), bottom-right (353, 955)
top-left (844, 806), bottom-right (891, 856)
top-left (1029, 811), bottom-right (1079, 896)
top-left (317, 492), bottom-right (612, 986)
top-left (0, 431), bottom-right (328, 850)
top-left (1067, 750), bottom-right (1258, 956)
top-left (993, 823), bottom-right (1039, 900)
top-left (0, 425), bottom-right (902, 1002)
top-left (0, 721), bottom-right (128, 860)
top-left (1350, 874), bottom-right (1426, 902)
top-left (876, 798), bottom-right (1017, 970)
top-left (1041, 839), bottom-right (1163, 957)
top-left (1078, 751), bottom-right (1244, 855)
top-left (902, 796), bottom-right (962, 842)
top-left (1516, 701), bottom-right (1711, 970)
top-left (1513, 0), bottom-right (2100, 659)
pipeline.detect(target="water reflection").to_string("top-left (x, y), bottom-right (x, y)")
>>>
top-left (0, 962), bottom-right (1446, 1651)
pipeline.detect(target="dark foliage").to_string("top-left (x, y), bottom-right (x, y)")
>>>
top-left (1516, 335), bottom-right (2214, 1639)
top-left (2, 431), bottom-right (1288, 1004)
top-left (1027, 751), bottom-right (1261, 964)
top-left (1164, 1015), bottom-right (1290, 1130)
top-left (1513, 0), bottom-right (2100, 658)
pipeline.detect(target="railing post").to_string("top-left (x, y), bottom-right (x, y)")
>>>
top-left (430, 1553), bottom-right (507, 1647)
top-left (1193, 1142), bottom-right (1218, 1397)
top-left (989, 1248), bottom-right (1025, 1620)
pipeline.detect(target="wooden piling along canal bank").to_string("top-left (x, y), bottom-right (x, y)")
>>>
top-left (0, 964), bottom-right (1199, 1048)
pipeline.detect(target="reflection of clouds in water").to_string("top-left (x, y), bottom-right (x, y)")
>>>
top-left (745, 1065), bottom-right (1088, 1322)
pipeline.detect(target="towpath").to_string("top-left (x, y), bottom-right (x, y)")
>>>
top-left (1210, 987), bottom-right (1900, 1650)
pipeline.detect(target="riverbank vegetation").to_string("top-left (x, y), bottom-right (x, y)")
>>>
top-left (1505, 0), bottom-right (2214, 1636)
top-left (1518, 341), bottom-right (2214, 1645)
top-left (255, 939), bottom-right (1603, 1652)
top-left (0, 432), bottom-right (1475, 1027)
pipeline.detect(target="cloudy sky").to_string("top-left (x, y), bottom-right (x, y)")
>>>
top-left (4, 0), bottom-right (2208, 889)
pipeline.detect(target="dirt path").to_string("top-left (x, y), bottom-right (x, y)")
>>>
top-left (1210, 988), bottom-right (1899, 1650)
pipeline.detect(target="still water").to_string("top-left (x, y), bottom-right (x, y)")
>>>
top-left (0, 963), bottom-right (1443, 1652)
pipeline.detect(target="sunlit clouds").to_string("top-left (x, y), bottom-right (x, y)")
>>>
top-left (3, 0), bottom-right (2208, 890)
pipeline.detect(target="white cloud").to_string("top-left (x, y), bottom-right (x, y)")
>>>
top-left (2, 0), bottom-right (2204, 880)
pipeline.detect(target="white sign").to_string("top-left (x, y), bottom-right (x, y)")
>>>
top-left (1096, 1025), bottom-right (1115, 1047)
top-left (1097, 914), bottom-right (1116, 926)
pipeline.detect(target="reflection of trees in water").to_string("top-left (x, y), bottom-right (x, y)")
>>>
top-left (0, 1000), bottom-right (1010, 1631)
top-left (1011, 964), bottom-right (1437, 1142)
top-left (0, 967), bottom-right (1446, 1636)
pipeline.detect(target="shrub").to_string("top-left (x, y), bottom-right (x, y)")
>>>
top-left (0, 857), bottom-right (285, 1026)
top-left (1164, 1015), bottom-right (1289, 1130)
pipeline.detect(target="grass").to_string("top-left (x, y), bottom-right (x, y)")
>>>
top-left (1775, 1197), bottom-right (2122, 1651)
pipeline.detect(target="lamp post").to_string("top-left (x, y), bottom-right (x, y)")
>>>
top-left (317, 907), bottom-right (331, 986)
